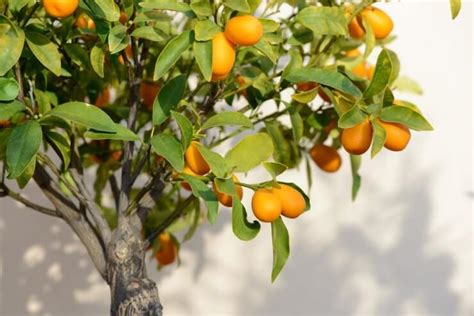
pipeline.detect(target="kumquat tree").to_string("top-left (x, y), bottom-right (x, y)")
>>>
top-left (0, 0), bottom-right (462, 314)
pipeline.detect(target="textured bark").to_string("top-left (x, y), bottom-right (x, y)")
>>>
top-left (108, 219), bottom-right (162, 316)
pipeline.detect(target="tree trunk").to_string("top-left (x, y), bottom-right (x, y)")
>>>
top-left (108, 220), bottom-right (162, 316)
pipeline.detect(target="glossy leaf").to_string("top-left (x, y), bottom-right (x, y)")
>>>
top-left (232, 199), bottom-right (260, 241)
top-left (108, 25), bottom-right (129, 54)
top-left (222, 0), bottom-right (250, 12)
top-left (201, 112), bottom-right (253, 130)
top-left (150, 133), bottom-right (184, 172)
top-left (181, 174), bottom-right (219, 224)
top-left (46, 131), bottom-right (70, 168)
top-left (296, 6), bottom-right (347, 36)
top-left (350, 155), bottom-right (362, 201)
top-left (90, 45), bottom-right (105, 78)
top-left (271, 217), bottom-right (290, 282)
top-left (193, 41), bottom-right (212, 81)
top-left (380, 105), bottom-right (433, 131)
top-left (6, 120), bottom-right (42, 179)
top-left (263, 162), bottom-right (287, 179)
top-left (338, 105), bottom-right (366, 128)
top-left (364, 49), bottom-right (392, 98)
top-left (84, 124), bottom-right (140, 141)
top-left (0, 100), bottom-right (25, 120)
top-left (225, 133), bottom-right (274, 173)
top-left (370, 119), bottom-right (387, 158)
top-left (132, 26), bottom-right (164, 42)
top-left (153, 31), bottom-right (194, 80)
top-left (45, 102), bottom-right (117, 133)
top-left (286, 68), bottom-right (362, 98)
top-left (0, 78), bottom-right (19, 101)
top-left (153, 75), bottom-right (186, 125)
top-left (25, 31), bottom-right (61, 76)
top-left (450, 0), bottom-right (461, 19)
top-left (139, 0), bottom-right (191, 12)
top-left (194, 20), bottom-right (220, 41)
top-left (0, 15), bottom-right (25, 76)
top-left (87, 0), bottom-right (120, 22)
top-left (171, 111), bottom-right (193, 150)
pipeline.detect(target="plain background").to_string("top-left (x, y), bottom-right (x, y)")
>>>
top-left (0, 2), bottom-right (472, 316)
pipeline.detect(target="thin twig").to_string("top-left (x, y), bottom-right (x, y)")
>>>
top-left (1, 185), bottom-right (58, 217)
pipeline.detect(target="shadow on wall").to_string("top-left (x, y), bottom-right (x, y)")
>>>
top-left (0, 186), bottom-right (109, 316)
top-left (243, 170), bottom-right (460, 316)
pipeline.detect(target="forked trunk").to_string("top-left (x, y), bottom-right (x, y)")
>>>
top-left (108, 220), bottom-right (162, 316)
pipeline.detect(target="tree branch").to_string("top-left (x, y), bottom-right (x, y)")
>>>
top-left (1, 184), bottom-right (59, 218)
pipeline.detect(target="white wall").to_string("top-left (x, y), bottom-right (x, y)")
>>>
top-left (0, 2), bottom-right (472, 316)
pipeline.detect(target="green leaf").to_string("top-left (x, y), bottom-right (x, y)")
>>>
top-left (16, 156), bottom-right (35, 189)
top-left (361, 17), bottom-right (376, 59)
top-left (370, 119), bottom-right (387, 158)
top-left (108, 25), bottom-right (129, 54)
top-left (201, 112), bottom-right (253, 130)
top-left (281, 48), bottom-right (303, 80)
top-left (232, 199), bottom-right (260, 241)
top-left (350, 155), bottom-right (361, 201)
top-left (195, 143), bottom-right (227, 178)
top-left (194, 20), bottom-right (220, 41)
top-left (450, 0), bottom-right (461, 19)
top-left (338, 105), bottom-right (366, 128)
top-left (364, 49), bottom-right (392, 98)
top-left (131, 26), bottom-right (164, 42)
top-left (193, 41), bottom-right (212, 82)
top-left (380, 105), bottom-right (433, 131)
top-left (263, 162), bottom-right (287, 179)
top-left (254, 38), bottom-right (277, 64)
top-left (34, 89), bottom-right (51, 114)
top-left (0, 128), bottom-right (12, 159)
top-left (0, 78), bottom-right (19, 101)
top-left (0, 100), bottom-right (25, 120)
top-left (150, 133), bottom-right (184, 172)
top-left (84, 124), bottom-right (140, 141)
top-left (222, 0), bottom-right (250, 12)
top-left (153, 75), bottom-right (186, 125)
top-left (45, 102), bottom-right (117, 132)
top-left (153, 30), bottom-right (194, 80)
top-left (190, 1), bottom-right (213, 16)
top-left (8, 0), bottom-right (30, 12)
top-left (90, 45), bottom-right (105, 78)
top-left (225, 133), bottom-right (274, 172)
top-left (6, 120), bottom-right (42, 179)
top-left (295, 6), bottom-right (347, 36)
top-left (265, 120), bottom-right (291, 166)
top-left (0, 15), bottom-right (25, 76)
top-left (392, 76), bottom-right (423, 95)
top-left (87, 0), bottom-right (120, 22)
top-left (284, 102), bottom-right (303, 142)
top-left (260, 18), bottom-right (279, 33)
top-left (46, 131), bottom-right (70, 168)
top-left (286, 68), bottom-right (362, 98)
top-left (271, 217), bottom-right (290, 282)
top-left (139, 0), bottom-right (191, 12)
top-left (292, 88), bottom-right (318, 104)
top-left (171, 111), bottom-right (193, 150)
top-left (181, 174), bottom-right (219, 224)
top-left (25, 31), bottom-right (61, 76)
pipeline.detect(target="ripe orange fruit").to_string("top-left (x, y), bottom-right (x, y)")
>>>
top-left (377, 119), bottom-right (411, 151)
top-left (184, 141), bottom-right (210, 175)
top-left (296, 82), bottom-right (317, 92)
top-left (251, 188), bottom-right (282, 222)
top-left (348, 17), bottom-right (365, 39)
top-left (118, 45), bottom-right (133, 65)
top-left (274, 184), bottom-right (306, 219)
top-left (211, 32), bottom-right (236, 78)
top-left (366, 64), bottom-right (375, 80)
top-left (119, 11), bottom-right (128, 25)
top-left (360, 7), bottom-right (393, 40)
top-left (309, 144), bottom-right (342, 173)
top-left (94, 88), bottom-right (110, 108)
top-left (155, 232), bottom-right (177, 266)
top-left (0, 120), bottom-right (11, 128)
top-left (43, 0), bottom-right (79, 18)
top-left (75, 13), bottom-right (95, 30)
top-left (140, 81), bottom-right (160, 111)
top-left (211, 73), bottom-right (229, 82)
top-left (180, 165), bottom-right (199, 191)
top-left (213, 175), bottom-right (243, 207)
top-left (341, 118), bottom-right (373, 155)
top-left (110, 150), bottom-right (122, 161)
top-left (224, 15), bottom-right (263, 46)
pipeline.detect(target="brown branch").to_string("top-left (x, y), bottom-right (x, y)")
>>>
top-left (1, 184), bottom-right (59, 218)
top-left (33, 164), bottom-right (108, 280)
